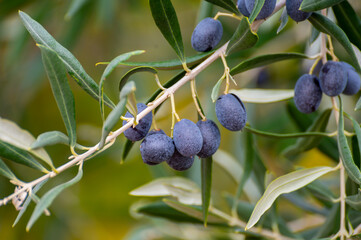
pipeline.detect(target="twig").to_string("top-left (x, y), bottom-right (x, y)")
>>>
top-left (0, 43), bottom-right (229, 207)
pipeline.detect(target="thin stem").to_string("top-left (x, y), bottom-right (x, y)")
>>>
top-left (0, 42), bottom-right (229, 207)
top-left (182, 62), bottom-right (191, 73)
top-left (327, 35), bottom-right (338, 61)
top-left (210, 207), bottom-right (293, 240)
top-left (0, 0), bottom-right (287, 209)
top-left (214, 12), bottom-right (243, 21)
top-left (170, 93), bottom-right (180, 138)
top-left (309, 57), bottom-right (322, 75)
top-left (244, 125), bottom-right (334, 138)
top-left (154, 74), bottom-right (166, 90)
top-left (190, 79), bottom-right (206, 121)
top-left (220, 54), bottom-right (230, 94)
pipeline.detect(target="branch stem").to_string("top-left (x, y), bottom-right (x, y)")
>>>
top-left (0, 43), bottom-right (230, 207)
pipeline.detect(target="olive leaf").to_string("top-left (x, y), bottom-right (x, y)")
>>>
top-left (248, 0), bottom-right (265, 23)
top-left (201, 157), bottom-right (212, 225)
top-left (204, 0), bottom-right (239, 14)
top-left (0, 158), bottom-right (17, 180)
top-left (26, 165), bottom-right (83, 231)
top-left (99, 50), bottom-right (145, 121)
top-left (149, 0), bottom-right (185, 62)
top-left (226, 18), bottom-right (258, 56)
top-left (38, 44), bottom-right (77, 149)
top-left (333, 1), bottom-right (361, 51)
top-left (0, 118), bottom-right (54, 169)
top-left (19, 11), bottom-right (115, 108)
top-left (230, 89), bottom-right (294, 103)
top-left (0, 140), bottom-right (48, 173)
top-left (246, 165), bottom-right (338, 230)
top-left (301, 0), bottom-right (345, 12)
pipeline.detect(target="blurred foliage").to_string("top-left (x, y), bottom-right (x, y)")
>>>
top-left (1, 0), bottom-right (361, 239)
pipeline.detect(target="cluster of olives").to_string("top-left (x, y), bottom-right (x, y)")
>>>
top-left (294, 61), bottom-right (361, 114)
top-left (123, 93), bottom-right (247, 171)
top-left (191, 0), bottom-right (313, 53)
top-left (238, 0), bottom-right (311, 22)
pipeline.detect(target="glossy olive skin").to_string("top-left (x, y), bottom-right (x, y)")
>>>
top-left (173, 119), bottom-right (203, 157)
top-left (166, 148), bottom-right (195, 171)
top-left (140, 129), bottom-right (175, 165)
top-left (237, 0), bottom-right (250, 17)
top-left (286, 0), bottom-right (311, 22)
top-left (122, 103), bottom-right (153, 142)
top-left (341, 62), bottom-right (361, 95)
top-left (294, 74), bottom-right (322, 114)
top-left (245, 0), bottom-right (277, 20)
top-left (196, 119), bottom-right (221, 158)
top-left (215, 94), bottom-right (247, 131)
top-left (191, 17), bottom-right (223, 52)
top-left (319, 61), bottom-right (347, 97)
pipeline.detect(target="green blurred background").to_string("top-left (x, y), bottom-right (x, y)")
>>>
top-left (0, 0), bottom-right (361, 239)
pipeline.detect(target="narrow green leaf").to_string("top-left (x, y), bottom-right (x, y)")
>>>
top-left (201, 157), bottom-right (212, 225)
top-left (119, 66), bottom-right (157, 92)
top-left (134, 201), bottom-right (230, 228)
top-left (99, 99), bottom-right (126, 149)
top-left (26, 166), bottom-right (83, 231)
top-left (204, 0), bottom-right (239, 14)
top-left (346, 192), bottom-right (361, 211)
top-left (230, 88), bottom-right (294, 103)
top-left (300, 0), bottom-right (345, 12)
top-left (149, 0), bottom-right (185, 62)
top-left (120, 138), bottom-right (134, 163)
top-left (248, 0), bottom-right (265, 23)
top-left (230, 52), bottom-right (310, 76)
top-left (277, 8), bottom-right (289, 34)
top-left (0, 158), bottom-right (17, 180)
top-left (65, 0), bottom-right (88, 20)
top-left (245, 125), bottom-right (330, 139)
top-left (310, 26), bottom-right (321, 44)
top-left (245, 165), bottom-right (337, 230)
top-left (232, 132), bottom-right (254, 214)
top-left (31, 131), bottom-right (86, 150)
top-left (308, 12), bottom-right (361, 72)
top-left (164, 199), bottom-right (224, 224)
top-left (0, 118), bottom-right (54, 169)
top-left (283, 109), bottom-right (332, 158)
top-left (338, 97), bottom-right (361, 185)
top-left (333, 1), bottom-right (361, 52)
top-left (226, 18), bottom-right (258, 56)
top-left (0, 140), bottom-right (47, 173)
top-left (19, 11), bottom-right (115, 108)
top-left (99, 51), bottom-right (145, 121)
top-left (31, 131), bottom-right (69, 148)
top-left (130, 177), bottom-right (201, 205)
top-left (38, 45), bottom-right (76, 148)
top-left (211, 77), bottom-right (223, 102)
top-left (13, 179), bottom-right (48, 227)
top-left (135, 201), bottom-right (204, 224)
top-left (99, 82), bottom-right (136, 149)
top-left (98, 51), bottom-right (213, 70)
